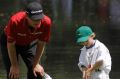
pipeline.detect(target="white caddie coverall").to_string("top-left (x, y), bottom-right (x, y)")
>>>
top-left (78, 40), bottom-right (112, 79)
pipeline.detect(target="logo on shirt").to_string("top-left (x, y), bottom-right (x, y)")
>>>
top-left (17, 32), bottom-right (42, 36)
top-left (17, 33), bottom-right (26, 36)
top-left (31, 32), bottom-right (43, 35)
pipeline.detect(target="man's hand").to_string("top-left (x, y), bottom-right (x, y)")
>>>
top-left (9, 65), bottom-right (19, 79)
top-left (33, 64), bottom-right (44, 77)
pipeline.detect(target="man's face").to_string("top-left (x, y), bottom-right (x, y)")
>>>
top-left (27, 17), bottom-right (41, 28)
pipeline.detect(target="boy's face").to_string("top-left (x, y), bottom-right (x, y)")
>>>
top-left (79, 36), bottom-right (94, 47)
top-left (80, 40), bottom-right (89, 46)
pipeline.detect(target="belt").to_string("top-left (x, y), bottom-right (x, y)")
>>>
top-left (95, 69), bottom-right (101, 72)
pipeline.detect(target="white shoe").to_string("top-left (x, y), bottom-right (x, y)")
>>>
top-left (42, 73), bottom-right (52, 79)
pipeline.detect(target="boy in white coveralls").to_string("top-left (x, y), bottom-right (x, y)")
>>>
top-left (76, 26), bottom-right (112, 79)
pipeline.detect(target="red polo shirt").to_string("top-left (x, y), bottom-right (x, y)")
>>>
top-left (4, 11), bottom-right (52, 46)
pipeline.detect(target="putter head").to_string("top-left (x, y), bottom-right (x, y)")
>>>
top-left (42, 73), bottom-right (52, 79)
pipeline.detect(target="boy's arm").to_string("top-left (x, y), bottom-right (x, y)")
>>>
top-left (86, 60), bottom-right (103, 76)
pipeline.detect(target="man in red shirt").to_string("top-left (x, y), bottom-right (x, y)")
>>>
top-left (0, 1), bottom-right (52, 79)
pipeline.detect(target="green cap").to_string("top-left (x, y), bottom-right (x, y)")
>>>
top-left (76, 26), bottom-right (93, 44)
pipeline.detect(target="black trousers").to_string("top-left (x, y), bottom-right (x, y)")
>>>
top-left (0, 32), bottom-right (42, 79)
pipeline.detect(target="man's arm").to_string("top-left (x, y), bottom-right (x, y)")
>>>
top-left (33, 40), bottom-right (46, 67)
top-left (7, 42), bottom-right (19, 79)
top-left (7, 42), bottom-right (18, 66)
top-left (32, 40), bottom-right (46, 77)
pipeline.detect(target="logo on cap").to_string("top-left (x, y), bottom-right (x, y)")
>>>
top-left (31, 10), bottom-right (43, 14)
